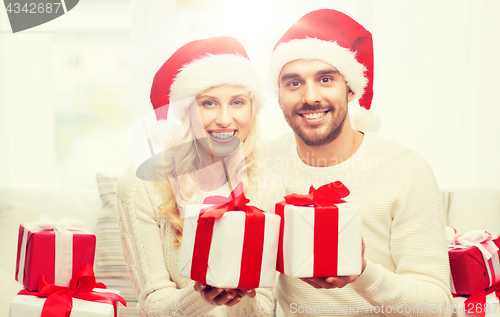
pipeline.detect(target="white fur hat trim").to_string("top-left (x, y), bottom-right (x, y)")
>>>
top-left (169, 54), bottom-right (263, 111)
top-left (270, 38), bottom-right (367, 99)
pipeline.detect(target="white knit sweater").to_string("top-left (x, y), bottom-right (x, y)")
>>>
top-left (116, 167), bottom-right (286, 317)
top-left (265, 131), bottom-right (452, 317)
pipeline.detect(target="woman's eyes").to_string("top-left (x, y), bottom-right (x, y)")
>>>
top-left (202, 100), bottom-right (217, 107)
top-left (201, 99), bottom-right (247, 107)
top-left (231, 99), bottom-right (246, 106)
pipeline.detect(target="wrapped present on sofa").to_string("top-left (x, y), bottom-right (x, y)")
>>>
top-left (447, 226), bottom-right (500, 296)
top-left (10, 262), bottom-right (126, 317)
top-left (179, 183), bottom-right (281, 289)
top-left (270, 181), bottom-right (362, 278)
top-left (16, 213), bottom-right (97, 292)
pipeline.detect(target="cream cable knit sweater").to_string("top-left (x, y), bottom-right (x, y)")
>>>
top-left (265, 131), bottom-right (452, 317)
top-left (117, 167), bottom-right (285, 317)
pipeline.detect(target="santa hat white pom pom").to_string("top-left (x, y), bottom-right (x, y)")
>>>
top-left (348, 100), bottom-right (381, 132)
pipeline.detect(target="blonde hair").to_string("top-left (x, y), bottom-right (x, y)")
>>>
top-left (154, 93), bottom-right (263, 244)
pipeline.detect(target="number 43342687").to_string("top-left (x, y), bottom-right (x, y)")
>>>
top-left (5, 3), bottom-right (62, 14)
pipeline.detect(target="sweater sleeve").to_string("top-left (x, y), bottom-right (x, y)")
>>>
top-left (351, 158), bottom-right (453, 317)
top-left (116, 169), bottom-right (218, 317)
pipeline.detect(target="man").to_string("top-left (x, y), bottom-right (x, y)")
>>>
top-left (266, 9), bottom-right (452, 317)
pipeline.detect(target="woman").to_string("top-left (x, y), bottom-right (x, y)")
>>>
top-left (117, 36), bottom-right (285, 316)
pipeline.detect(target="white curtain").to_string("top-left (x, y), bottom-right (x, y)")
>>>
top-left (0, 14), bottom-right (58, 188)
top-left (1, 0), bottom-right (499, 189)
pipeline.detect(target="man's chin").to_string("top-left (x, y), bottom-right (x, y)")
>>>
top-left (293, 126), bottom-right (342, 147)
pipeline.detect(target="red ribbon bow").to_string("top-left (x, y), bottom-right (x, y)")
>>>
top-left (18, 262), bottom-right (126, 317)
top-left (284, 181), bottom-right (350, 207)
top-left (201, 182), bottom-right (262, 218)
top-left (276, 181), bottom-right (350, 277)
top-left (464, 283), bottom-right (500, 317)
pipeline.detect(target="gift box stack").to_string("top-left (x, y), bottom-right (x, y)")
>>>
top-left (9, 213), bottom-right (126, 317)
top-left (179, 181), bottom-right (363, 289)
top-left (447, 226), bottom-right (500, 317)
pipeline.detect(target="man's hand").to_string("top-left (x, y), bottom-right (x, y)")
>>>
top-left (300, 238), bottom-right (367, 289)
top-left (194, 282), bottom-right (256, 307)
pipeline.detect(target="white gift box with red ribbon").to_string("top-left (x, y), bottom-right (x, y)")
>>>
top-left (9, 288), bottom-right (120, 317)
top-left (179, 192), bottom-right (280, 289)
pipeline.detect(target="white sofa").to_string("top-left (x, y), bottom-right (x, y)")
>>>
top-left (1, 180), bottom-right (499, 316)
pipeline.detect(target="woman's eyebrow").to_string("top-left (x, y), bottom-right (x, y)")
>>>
top-left (231, 94), bottom-right (250, 99)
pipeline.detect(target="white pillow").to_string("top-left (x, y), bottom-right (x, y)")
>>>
top-left (0, 187), bottom-right (101, 317)
top-left (447, 187), bottom-right (500, 234)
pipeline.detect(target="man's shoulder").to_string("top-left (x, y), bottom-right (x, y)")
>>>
top-left (364, 132), bottom-right (432, 171)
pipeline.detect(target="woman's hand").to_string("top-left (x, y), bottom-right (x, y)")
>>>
top-left (194, 282), bottom-right (256, 307)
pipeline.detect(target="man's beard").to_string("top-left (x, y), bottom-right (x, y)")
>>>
top-left (283, 102), bottom-right (348, 147)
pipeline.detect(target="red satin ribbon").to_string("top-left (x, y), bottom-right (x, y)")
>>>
top-left (18, 262), bottom-right (126, 317)
top-left (192, 182), bottom-right (266, 289)
top-left (463, 283), bottom-right (500, 317)
top-left (276, 181), bottom-right (349, 276)
top-left (284, 181), bottom-right (349, 207)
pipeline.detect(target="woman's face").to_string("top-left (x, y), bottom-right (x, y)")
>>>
top-left (191, 85), bottom-right (253, 157)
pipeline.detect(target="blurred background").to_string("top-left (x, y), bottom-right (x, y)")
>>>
top-left (1, 0), bottom-right (499, 190)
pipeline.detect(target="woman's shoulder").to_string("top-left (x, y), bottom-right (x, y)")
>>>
top-left (117, 167), bottom-right (164, 203)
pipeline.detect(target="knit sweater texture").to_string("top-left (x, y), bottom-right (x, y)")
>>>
top-left (117, 167), bottom-right (285, 316)
top-left (265, 131), bottom-right (452, 317)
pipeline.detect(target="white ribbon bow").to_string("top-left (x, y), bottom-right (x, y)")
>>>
top-left (34, 212), bottom-right (88, 232)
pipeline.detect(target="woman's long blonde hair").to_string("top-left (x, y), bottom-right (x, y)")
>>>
top-left (154, 92), bottom-right (263, 244)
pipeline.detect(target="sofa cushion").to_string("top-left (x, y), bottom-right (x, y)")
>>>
top-left (94, 173), bottom-right (139, 316)
top-left (0, 187), bottom-right (101, 317)
top-left (447, 187), bottom-right (500, 234)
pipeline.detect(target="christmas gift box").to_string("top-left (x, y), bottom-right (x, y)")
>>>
top-left (179, 183), bottom-right (281, 289)
top-left (447, 226), bottom-right (500, 295)
top-left (10, 263), bottom-right (126, 317)
top-left (16, 213), bottom-right (97, 292)
top-left (270, 181), bottom-right (362, 278)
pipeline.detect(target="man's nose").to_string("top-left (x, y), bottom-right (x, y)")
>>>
top-left (302, 82), bottom-right (322, 105)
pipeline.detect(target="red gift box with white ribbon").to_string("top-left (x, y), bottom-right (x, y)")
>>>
top-left (447, 226), bottom-right (500, 296)
top-left (15, 213), bottom-right (96, 292)
top-left (179, 183), bottom-right (280, 289)
top-left (270, 181), bottom-right (362, 278)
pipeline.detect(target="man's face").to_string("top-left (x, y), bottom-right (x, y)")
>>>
top-left (278, 59), bottom-right (354, 146)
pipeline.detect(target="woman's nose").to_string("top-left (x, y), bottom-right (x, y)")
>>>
top-left (214, 106), bottom-right (232, 127)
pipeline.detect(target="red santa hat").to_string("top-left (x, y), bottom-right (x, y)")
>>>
top-left (270, 9), bottom-right (380, 131)
top-left (150, 36), bottom-right (262, 121)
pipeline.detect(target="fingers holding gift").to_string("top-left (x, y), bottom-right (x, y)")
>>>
top-left (199, 286), bottom-right (237, 306)
top-left (300, 276), bottom-right (357, 289)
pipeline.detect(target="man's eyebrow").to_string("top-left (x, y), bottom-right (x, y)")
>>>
top-left (317, 69), bottom-right (339, 76)
top-left (280, 73), bottom-right (300, 83)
